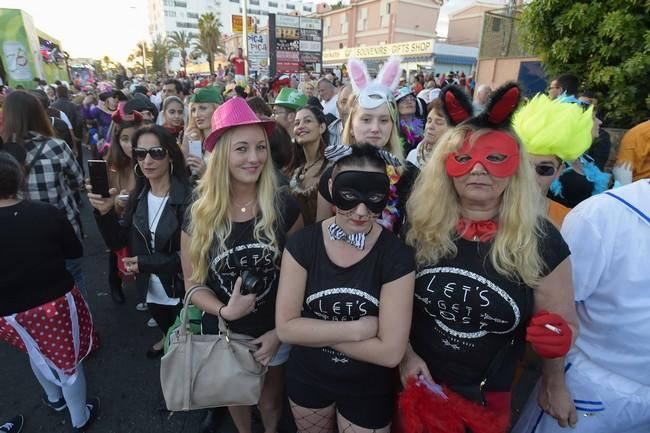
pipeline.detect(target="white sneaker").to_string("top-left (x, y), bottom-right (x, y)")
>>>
top-left (136, 302), bottom-right (148, 312)
top-left (147, 317), bottom-right (158, 328)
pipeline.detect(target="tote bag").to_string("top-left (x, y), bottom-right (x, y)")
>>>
top-left (160, 285), bottom-right (267, 411)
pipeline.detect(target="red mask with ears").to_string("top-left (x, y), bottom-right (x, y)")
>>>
top-left (445, 131), bottom-right (520, 178)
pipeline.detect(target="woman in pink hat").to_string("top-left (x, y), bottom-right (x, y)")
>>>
top-left (180, 97), bottom-right (304, 433)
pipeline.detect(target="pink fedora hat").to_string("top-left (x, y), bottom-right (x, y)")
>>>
top-left (204, 97), bottom-right (276, 152)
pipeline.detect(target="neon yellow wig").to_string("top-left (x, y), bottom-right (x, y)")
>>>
top-left (512, 94), bottom-right (594, 161)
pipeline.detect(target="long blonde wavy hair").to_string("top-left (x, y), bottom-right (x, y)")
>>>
top-left (406, 125), bottom-right (546, 288)
top-left (188, 127), bottom-right (280, 283)
top-left (342, 95), bottom-right (404, 172)
top-left (186, 102), bottom-right (219, 141)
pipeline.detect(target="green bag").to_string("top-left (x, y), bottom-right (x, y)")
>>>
top-left (164, 304), bottom-right (203, 353)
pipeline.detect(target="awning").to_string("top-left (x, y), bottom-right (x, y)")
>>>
top-left (434, 54), bottom-right (476, 65)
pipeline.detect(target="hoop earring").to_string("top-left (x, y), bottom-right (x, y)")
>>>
top-left (170, 161), bottom-right (174, 176)
top-left (134, 163), bottom-right (145, 178)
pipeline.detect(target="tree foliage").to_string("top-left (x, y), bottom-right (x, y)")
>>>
top-left (151, 34), bottom-right (171, 74)
top-left (128, 41), bottom-right (152, 77)
top-left (168, 30), bottom-right (195, 75)
top-left (521, 0), bottom-right (650, 128)
top-left (196, 12), bottom-right (225, 77)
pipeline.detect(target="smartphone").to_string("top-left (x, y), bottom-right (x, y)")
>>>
top-left (88, 160), bottom-right (110, 198)
top-left (189, 140), bottom-right (202, 158)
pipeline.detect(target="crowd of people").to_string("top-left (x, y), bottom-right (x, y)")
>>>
top-left (0, 53), bottom-right (648, 433)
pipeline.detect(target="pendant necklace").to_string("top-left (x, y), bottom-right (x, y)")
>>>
top-left (233, 198), bottom-right (256, 213)
top-left (299, 158), bottom-right (322, 181)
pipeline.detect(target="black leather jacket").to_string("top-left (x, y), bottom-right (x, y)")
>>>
top-left (95, 177), bottom-right (191, 299)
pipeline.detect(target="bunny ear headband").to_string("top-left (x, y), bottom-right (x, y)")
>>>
top-left (347, 56), bottom-right (402, 109)
top-left (324, 144), bottom-right (402, 167)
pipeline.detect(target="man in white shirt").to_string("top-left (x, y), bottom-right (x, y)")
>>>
top-left (513, 179), bottom-right (650, 433)
top-left (317, 77), bottom-right (339, 118)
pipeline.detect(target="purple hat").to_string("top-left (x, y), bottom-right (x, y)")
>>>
top-left (203, 97), bottom-right (276, 152)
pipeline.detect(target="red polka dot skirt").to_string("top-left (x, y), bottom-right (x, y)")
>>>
top-left (0, 288), bottom-right (99, 375)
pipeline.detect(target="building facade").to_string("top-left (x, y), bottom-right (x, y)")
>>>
top-left (147, 0), bottom-right (316, 71)
top-left (445, 0), bottom-right (506, 47)
top-left (318, 0), bottom-right (441, 50)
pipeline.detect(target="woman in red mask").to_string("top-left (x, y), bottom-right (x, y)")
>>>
top-left (400, 83), bottom-right (579, 433)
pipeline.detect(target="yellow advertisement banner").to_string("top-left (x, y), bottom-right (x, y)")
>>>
top-left (232, 15), bottom-right (254, 33)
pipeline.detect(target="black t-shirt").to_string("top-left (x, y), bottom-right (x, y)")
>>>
top-left (285, 222), bottom-right (415, 395)
top-left (0, 200), bottom-right (82, 315)
top-left (410, 220), bottom-right (569, 390)
top-left (198, 190), bottom-right (301, 337)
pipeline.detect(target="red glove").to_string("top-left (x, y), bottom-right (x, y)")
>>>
top-left (526, 310), bottom-right (572, 359)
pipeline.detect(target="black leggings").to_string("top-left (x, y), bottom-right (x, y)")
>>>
top-left (147, 302), bottom-right (181, 335)
top-left (108, 252), bottom-right (121, 289)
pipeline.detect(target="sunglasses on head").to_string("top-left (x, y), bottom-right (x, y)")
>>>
top-left (133, 146), bottom-right (168, 161)
top-left (534, 163), bottom-right (558, 177)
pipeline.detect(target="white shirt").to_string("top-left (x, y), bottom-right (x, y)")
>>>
top-left (321, 94), bottom-right (339, 118)
top-left (406, 145), bottom-right (420, 167)
top-left (145, 192), bottom-right (179, 306)
top-left (561, 180), bottom-right (650, 386)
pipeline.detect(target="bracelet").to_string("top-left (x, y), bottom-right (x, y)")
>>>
top-left (218, 305), bottom-right (227, 320)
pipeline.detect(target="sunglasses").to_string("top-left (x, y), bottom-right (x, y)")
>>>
top-left (133, 146), bottom-right (168, 161)
top-left (534, 164), bottom-right (558, 177)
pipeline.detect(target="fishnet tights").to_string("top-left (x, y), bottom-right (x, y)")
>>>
top-left (290, 402), bottom-right (386, 433)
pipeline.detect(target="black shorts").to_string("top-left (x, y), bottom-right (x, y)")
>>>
top-left (286, 375), bottom-right (395, 429)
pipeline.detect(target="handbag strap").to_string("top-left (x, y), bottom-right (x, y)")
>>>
top-left (179, 285), bottom-right (213, 335)
top-left (24, 137), bottom-right (48, 177)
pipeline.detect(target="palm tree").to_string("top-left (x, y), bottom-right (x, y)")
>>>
top-left (168, 30), bottom-right (195, 75)
top-left (197, 12), bottom-right (224, 77)
top-left (151, 34), bottom-right (171, 74)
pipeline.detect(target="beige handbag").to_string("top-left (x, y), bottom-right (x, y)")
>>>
top-left (160, 286), bottom-right (267, 411)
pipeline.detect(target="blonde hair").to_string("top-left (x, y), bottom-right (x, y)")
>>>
top-left (406, 126), bottom-right (547, 288)
top-left (186, 102), bottom-right (218, 141)
top-left (342, 95), bottom-right (404, 171)
top-left (188, 127), bottom-right (280, 283)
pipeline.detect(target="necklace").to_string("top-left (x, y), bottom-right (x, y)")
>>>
top-left (298, 158), bottom-right (323, 181)
top-left (233, 198), bottom-right (256, 213)
top-left (149, 191), bottom-right (169, 236)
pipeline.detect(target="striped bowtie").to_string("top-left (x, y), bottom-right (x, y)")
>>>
top-left (327, 223), bottom-right (366, 250)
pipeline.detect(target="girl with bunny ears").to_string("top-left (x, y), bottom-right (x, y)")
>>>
top-left (315, 57), bottom-right (411, 233)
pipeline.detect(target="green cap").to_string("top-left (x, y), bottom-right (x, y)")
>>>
top-left (271, 87), bottom-right (307, 111)
top-left (190, 86), bottom-right (223, 104)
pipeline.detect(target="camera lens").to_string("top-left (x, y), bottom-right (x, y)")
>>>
top-left (240, 270), bottom-right (262, 296)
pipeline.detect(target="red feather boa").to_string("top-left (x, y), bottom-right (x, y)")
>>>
top-left (398, 378), bottom-right (510, 433)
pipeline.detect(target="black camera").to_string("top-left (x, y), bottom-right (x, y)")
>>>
top-left (240, 269), bottom-right (264, 296)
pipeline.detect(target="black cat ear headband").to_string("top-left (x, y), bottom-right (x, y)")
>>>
top-left (324, 144), bottom-right (402, 167)
top-left (440, 81), bottom-right (522, 129)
